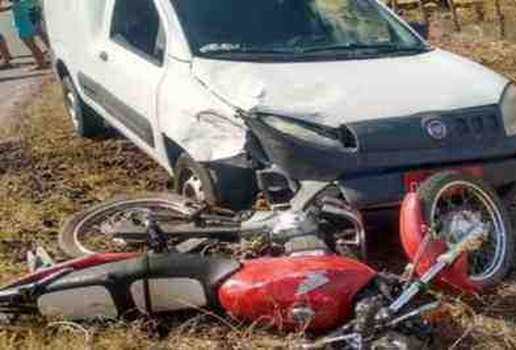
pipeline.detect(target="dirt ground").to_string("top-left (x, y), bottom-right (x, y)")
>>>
top-left (0, 62), bottom-right (50, 141)
top-left (1, 4), bottom-right (516, 350)
top-left (0, 10), bottom-right (50, 140)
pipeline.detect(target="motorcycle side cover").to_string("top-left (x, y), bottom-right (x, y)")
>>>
top-left (218, 255), bottom-right (376, 331)
top-left (400, 192), bottom-right (480, 292)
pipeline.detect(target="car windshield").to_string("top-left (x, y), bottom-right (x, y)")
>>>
top-left (171, 0), bottom-right (428, 60)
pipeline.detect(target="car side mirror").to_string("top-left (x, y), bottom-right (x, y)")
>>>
top-left (408, 21), bottom-right (429, 40)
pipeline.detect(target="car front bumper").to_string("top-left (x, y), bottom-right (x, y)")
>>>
top-left (248, 111), bottom-right (516, 209)
top-left (338, 158), bottom-right (516, 209)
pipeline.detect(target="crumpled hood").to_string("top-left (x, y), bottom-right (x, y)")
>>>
top-left (192, 49), bottom-right (509, 127)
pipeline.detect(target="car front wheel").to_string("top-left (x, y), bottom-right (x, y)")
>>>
top-left (173, 153), bottom-right (218, 205)
top-left (61, 76), bottom-right (106, 138)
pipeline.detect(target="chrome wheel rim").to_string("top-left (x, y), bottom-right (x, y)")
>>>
top-left (430, 180), bottom-right (506, 281)
top-left (180, 170), bottom-right (206, 202)
top-left (72, 199), bottom-right (192, 255)
top-left (64, 90), bottom-right (79, 130)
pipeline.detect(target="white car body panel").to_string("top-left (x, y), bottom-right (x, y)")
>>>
top-left (44, 0), bottom-right (510, 166)
top-left (192, 49), bottom-right (509, 128)
top-left (158, 60), bottom-right (247, 162)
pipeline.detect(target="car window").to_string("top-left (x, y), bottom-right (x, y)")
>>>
top-left (110, 0), bottom-right (165, 64)
top-left (171, 0), bottom-right (426, 60)
top-left (314, 0), bottom-right (392, 45)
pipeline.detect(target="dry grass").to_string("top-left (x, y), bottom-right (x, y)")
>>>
top-left (2, 3), bottom-right (516, 349)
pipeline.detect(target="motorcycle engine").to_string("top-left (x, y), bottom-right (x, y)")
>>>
top-left (236, 210), bottom-right (331, 259)
top-left (270, 211), bottom-right (330, 256)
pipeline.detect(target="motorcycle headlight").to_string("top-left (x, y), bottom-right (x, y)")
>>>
top-left (501, 83), bottom-right (516, 136)
top-left (260, 114), bottom-right (343, 148)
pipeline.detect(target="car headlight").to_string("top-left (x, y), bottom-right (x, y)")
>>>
top-left (501, 83), bottom-right (516, 136)
top-left (260, 114), bottom-right (343, 148)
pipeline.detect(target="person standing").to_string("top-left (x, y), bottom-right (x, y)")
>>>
top-left (10, 0), bottom-right (48, 69)
top-left (0, 33), bottom-right (12, 68)
top-left (0, 2), bottom-right (13, 68)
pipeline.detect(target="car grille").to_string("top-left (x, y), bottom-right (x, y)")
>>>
top-left (445, 108), bottom-right (501, 139)
top-left (343, 105), bottom-right (503, 153)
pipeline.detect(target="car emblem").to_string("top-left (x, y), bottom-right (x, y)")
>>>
top-left (426, 119), bottom-right (447, 140)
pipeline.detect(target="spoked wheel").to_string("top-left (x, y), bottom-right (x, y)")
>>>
top-left (59, 193), bottom-right (198, 258)
top-left (418, 172), bottom-right (514, 289)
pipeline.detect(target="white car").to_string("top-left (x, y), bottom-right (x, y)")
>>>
top-left (44, 0), bottom-right (516, 210)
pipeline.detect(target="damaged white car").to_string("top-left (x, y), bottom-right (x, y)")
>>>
top-left (44, 0), bottom-right (516, 210)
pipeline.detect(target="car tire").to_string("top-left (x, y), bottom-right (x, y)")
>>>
top-left (173, 153), bottom-right (218, 205)
top-left (61, 76), bottom-right (106, 138)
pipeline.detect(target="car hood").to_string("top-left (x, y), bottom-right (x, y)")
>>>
top-left (191, 49), bottom-right (509, 128)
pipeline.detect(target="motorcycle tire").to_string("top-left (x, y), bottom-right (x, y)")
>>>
top-left (417, 171), bottom-right (514, 290)
top-left (59, 193), bottom-right (197, 257)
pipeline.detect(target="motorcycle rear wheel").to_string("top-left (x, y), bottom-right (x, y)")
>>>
top-left (59, 193), bottom-right (198, 257)
top-left (417, 172), bottom-right (514, 289)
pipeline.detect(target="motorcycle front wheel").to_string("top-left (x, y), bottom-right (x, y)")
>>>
top-left (417, 172), bottom-right (514, 290)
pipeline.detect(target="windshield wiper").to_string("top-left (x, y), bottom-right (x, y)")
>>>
top-left (200, 44), bottom-right (297, 56)
top-left (298, 43), bottom-right (427, 54)
top-left (373, 44), bottom-right (429, 53)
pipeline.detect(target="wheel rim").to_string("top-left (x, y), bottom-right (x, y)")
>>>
top-left (180, 169), bottom-right (206, 202)
top-left (64, 89), bottom-right (79, 130)
top-left (430, 181), bottom-right (506, 282)
top-left (71, 199), bottom-right (192, 255)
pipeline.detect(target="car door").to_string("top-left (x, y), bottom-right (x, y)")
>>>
top-left (77, 0), bottom-right (167, 152)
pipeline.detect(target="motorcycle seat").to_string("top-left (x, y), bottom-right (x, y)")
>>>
top-left (42, 252), bottom-right (241, 315)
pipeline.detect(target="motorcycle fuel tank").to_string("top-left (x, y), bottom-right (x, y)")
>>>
top-left (218, 255), bottom-right (376, 331)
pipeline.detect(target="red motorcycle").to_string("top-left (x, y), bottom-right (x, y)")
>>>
top-left (0, 173), bottom-right (513, 349)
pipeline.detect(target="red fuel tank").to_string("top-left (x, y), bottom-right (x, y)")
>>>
top-left (218, 255), bottom-right (376, 331)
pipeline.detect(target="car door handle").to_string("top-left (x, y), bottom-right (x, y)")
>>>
top-left (99, 51), bottom-right (109, 62)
